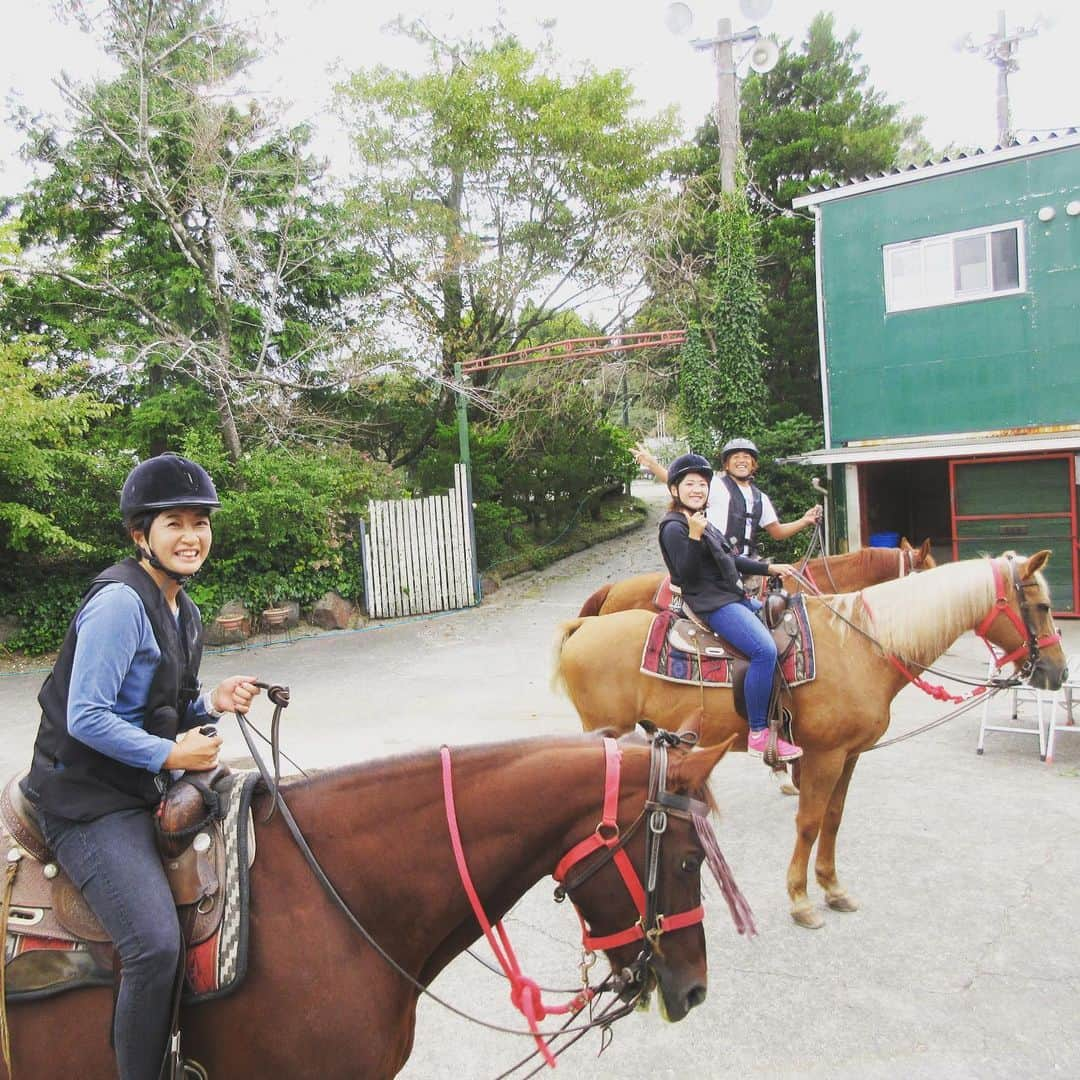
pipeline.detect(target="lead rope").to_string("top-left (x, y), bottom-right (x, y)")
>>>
top-left (1, 859), bottom-right (16, 1075)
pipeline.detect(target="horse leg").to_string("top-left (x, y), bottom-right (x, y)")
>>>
top-left (787, 750), bottom-right (848, 929)
top-left (814, 754), bottom-right (861, 913)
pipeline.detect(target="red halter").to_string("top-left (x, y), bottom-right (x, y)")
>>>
top-left (440, 736), bottom-right (715, 1067)
top-left (860, 556), bottom-right (1061, 701)
top-left (551, 738), bottom-right (704, 951)
top-left (975, 557), bottom-right (1061, 670)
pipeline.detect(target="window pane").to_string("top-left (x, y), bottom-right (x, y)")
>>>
top-left (990, 228), bottom-right (1020, 290)
top-left (923, 240), bottom-right (952, 303)
top-left (887, 245), bottom-right (922, 308)
top-left (953, 235), bottom-right (988, 293)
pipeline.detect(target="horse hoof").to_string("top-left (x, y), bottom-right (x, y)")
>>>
top-left (826, 892), bottom-right (859, 913)
top-left (791, 904), bottom-right (825, 929)
top-left (780, 783), bottom-right (799, 797)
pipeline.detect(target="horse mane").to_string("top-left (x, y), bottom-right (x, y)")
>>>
top-left (826, 557), bottom-right (996, 664)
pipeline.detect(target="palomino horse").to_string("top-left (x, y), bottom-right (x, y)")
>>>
top-left (553, 553), bottom-right (1066, 929)
top-left (578, 539), bottom-right (936, 616)
top-left (3, 721), bottom-right (740, 1079)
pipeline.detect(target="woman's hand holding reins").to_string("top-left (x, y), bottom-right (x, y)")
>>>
top-left (768, 563), bottom-right (798, 579)
top-left (210, 675), bottom-right (261, 716)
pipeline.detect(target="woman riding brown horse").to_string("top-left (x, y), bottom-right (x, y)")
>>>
top-left (578, 539), bottom-right (936, 616)
top-left (553, 553), bottom-right (1066, 930)
top-left (4, 719), bottom-right (739, 1079)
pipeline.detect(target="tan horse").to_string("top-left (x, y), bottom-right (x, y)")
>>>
top-left (578, 539), bottom-right (936, 616)
top-left (553, 553), bottom-right (1067, 929)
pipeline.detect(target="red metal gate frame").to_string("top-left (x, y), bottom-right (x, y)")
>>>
top-left (949, 451), bottom-right (1079, 617)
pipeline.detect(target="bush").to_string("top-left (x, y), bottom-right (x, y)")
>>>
top-left (1, 442), bottom-right (401, 654)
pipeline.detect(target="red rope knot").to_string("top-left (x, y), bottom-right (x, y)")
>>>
top-left (510, 974), bottom-right (546, 1021)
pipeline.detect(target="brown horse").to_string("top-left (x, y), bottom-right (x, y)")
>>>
top-left (578, 539), bottom-right (936, 616)
top-left (4, 722), bottom-right (738, 1079)
top-left (553, 553), bottom-right (1067, 930)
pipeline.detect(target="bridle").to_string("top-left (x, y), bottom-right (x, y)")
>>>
top-left (442, 727), bottom-right (755, 1069)
top-left (236, 705), bottom-right (753, 1075)
top-left (551, 732), bottom-right (708, 961)
top-left (974, 555), bottom-right (1061, 679)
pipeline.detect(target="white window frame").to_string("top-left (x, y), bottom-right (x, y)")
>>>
top-left (883, 220), bottom-right (1027, 313)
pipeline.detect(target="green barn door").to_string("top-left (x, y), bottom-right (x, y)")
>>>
top-left (952, 455), bottom-right (1077, 614)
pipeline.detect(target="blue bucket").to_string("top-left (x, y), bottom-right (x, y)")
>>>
top-left (869, 531), bottom-right (901, 548)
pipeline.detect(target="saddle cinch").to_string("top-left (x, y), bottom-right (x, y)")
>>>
top-left (1, 771), bottom-right (235, 999)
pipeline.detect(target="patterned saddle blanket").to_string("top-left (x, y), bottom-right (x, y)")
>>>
top-left (640, 595), bottom-right (816, 688)
top-left (3, 770), bottom-right (260, 1004)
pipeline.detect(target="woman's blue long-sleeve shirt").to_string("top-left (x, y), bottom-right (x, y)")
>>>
top-left (659, 516), bottom-right (770, 615)
top-left (66, 583), bottom-right (210, 773)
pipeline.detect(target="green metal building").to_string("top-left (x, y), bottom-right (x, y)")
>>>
top-left (792, 130), bottom-right (1080, 614)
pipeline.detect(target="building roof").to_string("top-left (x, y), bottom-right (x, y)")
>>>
top-left (792, 129), bottom-right (1080, 209)
top-left (780, 429), bottom-right (1080, 467)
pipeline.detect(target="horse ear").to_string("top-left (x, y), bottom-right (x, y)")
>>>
top-left (918, 538), bottom-right (932, 561)
top-left (1022, 550), bottom-right (1051, 578)
top-left (669, 734), bottom-right (738, 792)
top-left (899, 536), bottom-right (912, 549)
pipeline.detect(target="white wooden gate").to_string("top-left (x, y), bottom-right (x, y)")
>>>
top-left (360, 463), bottom-right (478, 618)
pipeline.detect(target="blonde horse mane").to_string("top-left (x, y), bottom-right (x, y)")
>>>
top-left (825, 557), bottom-right (998, 665)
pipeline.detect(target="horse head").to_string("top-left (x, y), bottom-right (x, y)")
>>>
top-left (556, 711), bottom-right (740, 1023)
top-left (900, 536), bottom-right (937, 571)
top-left (981, 551), bottom-right (1067, 691)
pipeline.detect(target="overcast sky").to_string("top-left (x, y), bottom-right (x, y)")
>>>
top-left (3, 0), bottom-right (1077, 195)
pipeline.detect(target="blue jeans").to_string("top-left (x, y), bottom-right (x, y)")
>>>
top-left (706, 598), bottom-right (777, 731)
top-left (40, 806), bottom-right (181, 1080)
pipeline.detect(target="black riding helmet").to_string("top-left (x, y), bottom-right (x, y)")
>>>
top-left (120, 453), bottom-right (220, 584)
top-left (667, 453), bottom-right (714, 488)
top-left (120, 453), bottom-right (220, 520)
top-left (719, 438), bottom-right (759, 465)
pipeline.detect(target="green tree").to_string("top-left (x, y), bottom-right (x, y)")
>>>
top-left (336, 23), bottom-right (676, 464)
top-left (740, 12), bottom-right (926, 417)
top-left (1, 0), bottom-right (370, 462)
top-left (0, 335), bottom-right (113, 554)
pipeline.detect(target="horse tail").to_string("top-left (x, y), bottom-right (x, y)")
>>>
top-left (550, 617), bottom-right (589, 695)
top-left (578, 584), bottom-right (612, 617)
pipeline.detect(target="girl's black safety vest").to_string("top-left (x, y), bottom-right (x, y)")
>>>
top-left (23, 558), bottom-right (204, 822)
top-left (720, 474), bottom-right (764, 557)
top-left (658, 510), bottom-right (745, 609)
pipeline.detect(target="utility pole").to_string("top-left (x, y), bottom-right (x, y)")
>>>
top-left (960, 9), bottom-right (1043, 146)
top-left (677, 4), bottom-right (778, 194)
top-left (713, 18), bottom-right (739, 194)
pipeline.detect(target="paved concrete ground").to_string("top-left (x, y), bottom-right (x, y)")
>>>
top-left (2, 481), bottom-right (1078, 1078)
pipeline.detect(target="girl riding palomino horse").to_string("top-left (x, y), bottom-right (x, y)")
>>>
top-left (658, 453), bottom-right (802, 763)
top-left (20, 453), bottom-right (260, 1080)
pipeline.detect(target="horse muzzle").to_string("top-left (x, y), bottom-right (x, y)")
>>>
top-left (652, 963), bottom-right (707, 1023)
top-left (1028, 657), bottom-right (1067, 692)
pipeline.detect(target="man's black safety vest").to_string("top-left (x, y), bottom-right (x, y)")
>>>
top-left (23, 558), bottom-right (203, 821)
top-left (720, 474), bottom-right (764, 557)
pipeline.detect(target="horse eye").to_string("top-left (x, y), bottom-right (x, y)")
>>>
top-left (1036, 603), bottom-right (1051, 615)
top-left (680, 855), bottom-right (702, 874)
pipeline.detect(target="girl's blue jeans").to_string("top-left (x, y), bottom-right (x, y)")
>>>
top-left (706, 598), bottom-right (777, 730)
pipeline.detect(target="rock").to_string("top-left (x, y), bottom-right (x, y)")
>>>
top-left (480, 572), bottom-right (502, 596)
top-left (310, 592), bottom-right (355, 630)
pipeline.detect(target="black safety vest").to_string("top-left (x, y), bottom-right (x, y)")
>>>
top-left (658, 511), bottom-right (745, 605)
top-left (23, 559), bottom-right (204, 821)
top-left (720, 474), bottom-right (764, 557)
